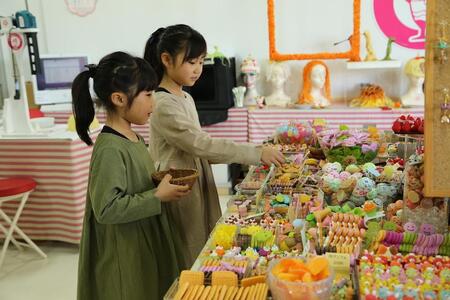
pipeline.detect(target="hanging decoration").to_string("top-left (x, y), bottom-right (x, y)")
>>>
top-left (65, 0), bottom-right (97, 17)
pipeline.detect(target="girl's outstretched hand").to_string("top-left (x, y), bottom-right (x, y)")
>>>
top-left (155, 174), bottom-right (190, 202)
top-left (261, 146), bottom-right (285, 167)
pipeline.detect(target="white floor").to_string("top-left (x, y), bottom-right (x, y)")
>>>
top-left (0, 195), bottom-right (231, 300)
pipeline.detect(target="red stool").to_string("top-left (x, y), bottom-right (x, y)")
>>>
top-left (0, 177), bottom-right (47, 270)
top-left (29, 108), bottom-right (44, 119)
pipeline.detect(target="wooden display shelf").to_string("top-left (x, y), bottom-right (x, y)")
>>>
top-left (346, 60), bottom-right (401, 70)
top-left (0, 28), bottom-right (38, 35)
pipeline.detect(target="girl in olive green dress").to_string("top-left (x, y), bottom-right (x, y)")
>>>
top-left (72, 51), bottom-right (190, 300)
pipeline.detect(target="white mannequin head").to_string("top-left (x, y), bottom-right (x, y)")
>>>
top-left (401, 57), bottom-right (425, 106)
top-left (265, 62), bottom-right (291, 106)
top-left (241, 56), bottom-right (260, 88)
top-left (310, 64), bottom-right (326, 89)
top-left (409, 74), bottom-right (425, 87)
top-left (242, 72), bottom-right (257, 87)
top-left (240, 55), bottom-right (260, 106)
top-left (298, 60), bottom-right (331, 108)
top-left (404, 57), bottom-right (425, 86)
top-left (266, 62), bottom-right (289, 89)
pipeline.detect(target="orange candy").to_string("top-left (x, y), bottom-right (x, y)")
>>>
top-left (280, 258), bottom-right (300, 269)
top-left (288, 266), bottom-right (309, 277)
top-left (306, 256), bottom-right (329, 276)
top-left (272, 257), bottom-right (331, 283)
top-left (302, 272), bottom-right (313, 282)
top-left (271, 262), bottom-right (287, 276)
top-left (314, 267), bottom-right (330, 281)
top-left (277, 273), bottom-right (300, 281)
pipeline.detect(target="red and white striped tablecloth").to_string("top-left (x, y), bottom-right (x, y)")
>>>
top-left (0, 136), bottom-right (96, 244)
top-left (45, 107), bottom-right (249, 144)
top-left (201, 108), bottom-right (248, 143)
top-left (248, 107), bottom-right (425, 144)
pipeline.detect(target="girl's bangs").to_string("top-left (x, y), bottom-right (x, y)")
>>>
top-left (183, 34), bottom-right (207, 61)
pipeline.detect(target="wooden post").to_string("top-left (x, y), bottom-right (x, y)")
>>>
top-left (424, 0), bottom-right (450, 197)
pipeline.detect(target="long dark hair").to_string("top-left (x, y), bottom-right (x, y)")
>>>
top-left (72, 51), bottom-right (157, 145)
top-left (144, 24), bottom-right (207, 83)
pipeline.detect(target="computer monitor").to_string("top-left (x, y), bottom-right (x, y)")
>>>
top-left (188, 57), bottom-right (235, 110)
top-left (33, 55), bottom-right (88, 106)
top-left (186, 57), bottom-right (236, 125)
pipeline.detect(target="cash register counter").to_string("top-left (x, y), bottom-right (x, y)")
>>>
top-left (0, 125), bottom-right (97, 244)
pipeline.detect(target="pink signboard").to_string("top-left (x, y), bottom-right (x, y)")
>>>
top-left (374, 0), bottom-right (426, 50)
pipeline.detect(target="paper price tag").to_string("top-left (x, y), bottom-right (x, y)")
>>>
top-left (325, 252), bottom-right (350, 276)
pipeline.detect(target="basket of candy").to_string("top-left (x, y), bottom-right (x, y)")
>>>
top-left (152, 168), bottom-right (199, 189)
top-left (317, 127), bottom-right (379, 167)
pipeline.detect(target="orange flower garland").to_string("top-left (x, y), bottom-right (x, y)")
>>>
top-left (267, 0), bottom-right (361, 61)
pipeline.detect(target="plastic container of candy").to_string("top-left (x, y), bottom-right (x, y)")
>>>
top-left (275, 121), bottom-right (313, 145)
top-left (267, 258), bottom-right (334, 300)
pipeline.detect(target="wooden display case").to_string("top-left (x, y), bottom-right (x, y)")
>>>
top-left (424, 0), bottom-right (450, 197)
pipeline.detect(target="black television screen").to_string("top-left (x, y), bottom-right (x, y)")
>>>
top-left (188, 57), bottom-right (236, 110)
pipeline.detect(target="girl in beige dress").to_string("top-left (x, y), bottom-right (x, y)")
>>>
top-left (144, 24), bottom-right (285, 268)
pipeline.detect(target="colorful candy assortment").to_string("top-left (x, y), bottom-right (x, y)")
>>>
top-left (167, 119), bottom-right (448, 300)
top-left (358, 253), bottom-right (450, 300)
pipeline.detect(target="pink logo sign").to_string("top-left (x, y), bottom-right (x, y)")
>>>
top-left (374, 0), bottom-right (426, 50)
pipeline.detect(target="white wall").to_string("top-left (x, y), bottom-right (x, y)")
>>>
top-left (1, 0), bottom-right (424, 101)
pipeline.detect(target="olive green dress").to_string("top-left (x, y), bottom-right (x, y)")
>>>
top-left (77, 129), bottom-right (182, 300)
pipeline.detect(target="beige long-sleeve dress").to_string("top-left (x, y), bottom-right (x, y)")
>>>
top-left (150, 90), bottom-right (262, 268)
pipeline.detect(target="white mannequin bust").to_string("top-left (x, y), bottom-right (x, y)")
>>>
top-left (241, 56), bottom-right (260, 106)
top-left (401, 57), bottom-right (425, 107)
top-left (243, 73), bottom-right (258, 106)
top-left (265, 63), bottom-right (291, 107)
top-left (310, 64), bottom-right (330, 108)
